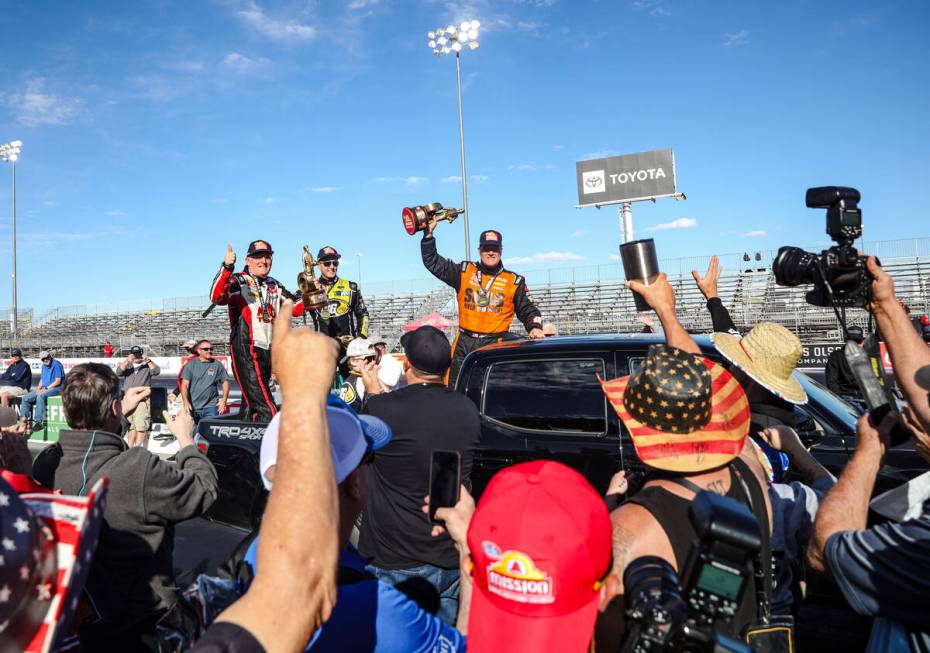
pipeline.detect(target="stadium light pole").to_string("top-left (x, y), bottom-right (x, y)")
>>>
top-left (356, 251), bottom-right (363, 286)
top-left (0, 140), bottom-right (22, 343)
top-left (428, 20), bottom-right (480, 259)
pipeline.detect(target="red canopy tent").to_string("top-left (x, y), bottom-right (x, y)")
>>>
top-left (402, 311), bottom-right (452, 332)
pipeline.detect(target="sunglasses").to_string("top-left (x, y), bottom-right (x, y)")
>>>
top-left (248, 253), bottom-right (273, 260)
top-left (321, 261), bottom-right (338, 268)
top-left (200, 347), bottom-right (213, 352)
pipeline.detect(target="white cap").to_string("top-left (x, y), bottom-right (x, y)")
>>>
top-left (340, 338), bottom-right (376, 364)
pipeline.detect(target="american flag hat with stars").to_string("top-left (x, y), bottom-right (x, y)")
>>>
top-left (0, 474), bottom-right (107, 653)
top-left (600, 344), bottom-right (750, 473)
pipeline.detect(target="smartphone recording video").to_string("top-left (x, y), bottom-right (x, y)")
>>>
top-left (429, 449), bottom-right (462, 524)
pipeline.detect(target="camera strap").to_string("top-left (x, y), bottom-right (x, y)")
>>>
top-left (731, 461), bottom-right (773, 625)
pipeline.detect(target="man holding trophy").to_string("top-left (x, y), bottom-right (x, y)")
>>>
top-left (309, 245), bottom-right (371, 348)
top-left (415, 208), bottom-right (545, 385)
top-left (209, 240), bottom-right (306, 422)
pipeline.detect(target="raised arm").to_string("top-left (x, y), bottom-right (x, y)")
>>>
top-left (212, 300), bottom-right (340, 650)
top-left (692, 256), bottom-right (739, 335)
top-left (421, 227), bottom-right (462, 290)
top-left (627, 274), bottom-right (701, 355)
top-left (866, 257), bottom-right (930, 428)
top-left (210, 245), bottom-right (239, 305)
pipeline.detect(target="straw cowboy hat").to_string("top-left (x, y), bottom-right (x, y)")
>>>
top-left (600, 344), bottom-right (750, 473)
top-left (712, 322), bottom-right (807, 405)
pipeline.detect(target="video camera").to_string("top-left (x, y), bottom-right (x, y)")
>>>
top-left (620, 492), bottom-right (760, 653)
top-left (772, 186), bottom-right (873, 308)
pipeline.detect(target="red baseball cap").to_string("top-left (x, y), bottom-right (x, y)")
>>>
top-left (466, 460), bottom-right (612, 653)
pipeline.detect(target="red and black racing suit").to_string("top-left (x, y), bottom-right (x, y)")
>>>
top-left (421, 235), bottom-right (542, 386)
top-left (210, 264), bottom-right (303, 422)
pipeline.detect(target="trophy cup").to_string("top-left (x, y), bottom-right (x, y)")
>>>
top-left (402, 203), bottom-right (465, 235)
top-left (297, 245), bottom-right (327, 311)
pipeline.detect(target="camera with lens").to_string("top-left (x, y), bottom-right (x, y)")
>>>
top-left (772, 186), bottom-right (873, 307)
top-left (620, 492), bottom-right (760, 653)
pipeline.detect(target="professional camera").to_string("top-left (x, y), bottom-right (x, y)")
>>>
top-left (620, 492), bottom-right (759, 653)
top-left (772, 186), bottom-right (873, 307)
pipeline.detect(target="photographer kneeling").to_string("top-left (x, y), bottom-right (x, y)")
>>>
top-left (595, 273), bottom-right (774, 648)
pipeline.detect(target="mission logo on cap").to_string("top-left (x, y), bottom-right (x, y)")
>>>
top-left (247, 240), bottom-right (274, 257)
top-left (479, 230), bottom-right (502, 250)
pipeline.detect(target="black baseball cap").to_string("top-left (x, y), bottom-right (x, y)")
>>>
top-left (130, 346), bottom-right (143, 356)
top-left (846, 326), bottom-right (865, 343)
top-left (400, 326), bottom-right (451, 375)
top-left (478, 230), bottom-right (502, 251)
top-left (317, 246), bottom-right (341, 262)
top-left (10, 348), bottom-right (21, 357)
top-left (247, 240), bottom-right (274, 257)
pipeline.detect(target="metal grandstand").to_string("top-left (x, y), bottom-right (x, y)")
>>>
top-left (7, 237), bottom-right (930, 357)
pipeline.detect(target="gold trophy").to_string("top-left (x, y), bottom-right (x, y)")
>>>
top-left (297, 245), bottom-right (327, 311)
top-left (402, 203), bottom-right (464, 235)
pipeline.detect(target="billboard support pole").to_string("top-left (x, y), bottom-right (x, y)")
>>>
top-left (619, 202), bottom-right (633, 243)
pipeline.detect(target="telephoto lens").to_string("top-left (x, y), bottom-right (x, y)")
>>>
top-left (771, 246), bottom-right (818, 287)
top-left (621, 556), bottom-right (689, 653)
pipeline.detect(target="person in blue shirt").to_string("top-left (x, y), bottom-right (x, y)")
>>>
top-left (17, 350), bottom-right (65, 433)
top-left (0, 348), bottom-right (32, 407)
top-left (251, 395), bottom-right (468, 653)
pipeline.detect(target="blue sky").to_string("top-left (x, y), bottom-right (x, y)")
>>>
top-left (0, 0), bottom-right (927, 315)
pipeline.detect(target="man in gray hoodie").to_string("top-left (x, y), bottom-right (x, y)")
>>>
top-left (54, 362), bottom-right (218, 651)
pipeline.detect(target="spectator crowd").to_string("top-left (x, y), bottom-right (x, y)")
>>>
top-left (0, 251), bottom-right (927, 653)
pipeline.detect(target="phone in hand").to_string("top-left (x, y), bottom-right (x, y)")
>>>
top-left (149, 387), bottom-right (168, 424)
top-left (428, 449), bottom-right (462, 524)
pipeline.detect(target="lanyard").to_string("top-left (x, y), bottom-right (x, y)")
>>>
top-left (245, 274), bottom-right (271, 322)
top-left (475, 268), bottom-right (500, 295)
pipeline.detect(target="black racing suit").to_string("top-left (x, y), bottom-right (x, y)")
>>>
top-left (825, 347), bottom-right (862, 399)
top-left (421, 236), bottom-right (542, 386)
top-left (210, 265), bottom-right (303, 422)
top-left (310, 275), bottom-right (370, 344)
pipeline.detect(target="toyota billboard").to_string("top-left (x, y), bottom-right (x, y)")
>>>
top-left (576, 148), bottom-right (677, 207)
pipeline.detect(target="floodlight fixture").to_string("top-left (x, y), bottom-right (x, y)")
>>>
top-left (0, 139), bottom-right (21, 341)
top-left (424, 19), bottom-right (481, 257)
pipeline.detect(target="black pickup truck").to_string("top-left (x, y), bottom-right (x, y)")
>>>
top-left (196, 333), bottom-right (924, 531)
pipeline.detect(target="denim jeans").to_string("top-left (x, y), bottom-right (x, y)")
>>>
top-left (366, 562), bottom-right (461, 626)
top-left (194, 405), bottom-right (219, 424)
top-left (19, 386), bottom-right (61, 423)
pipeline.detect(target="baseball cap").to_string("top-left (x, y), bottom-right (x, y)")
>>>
top-left (400, 326), bottom-right (451, 375)
top-left (39, 350), bottom-right (50, 361)
top-left (317, 246), bottom-right (341, 262)
top-left (247, 240), bottom-right (274, 257)
top-left (340, 338), bottom-right (376, 363)
top-left (259, 394), bottom-right (392, 490)
top-left (182, 340), bottom-right (197, 350)
top-left (10, 348), bottom-right (21, 357)
top-left (478, 230), bottom-right (503, 251)
top-left (130, 345), bottom-right (143, 356)
top-left (466, 460), bottom-right (613, 653)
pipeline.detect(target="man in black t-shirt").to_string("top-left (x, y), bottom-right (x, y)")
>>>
top-left (359, 326), bottom-right (480, 626)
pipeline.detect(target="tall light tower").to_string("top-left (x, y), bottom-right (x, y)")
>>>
top-left (356, 251), bottom-right (364, 286)
top-left (0, 140), bottom-right (22, 342)
top-left (428, 20), bottom-right (480, 259)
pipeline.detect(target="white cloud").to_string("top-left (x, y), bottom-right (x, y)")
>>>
top-left (310, 186), bottom-right (341, 193)
top-left (724, 30), bottom-right (750, 47)
top-left (42, 200), bottom-right (58, 207)
top-left (508, 162), bottom-right (537, 171)
top-left (263, 196), bottom-right (275, 204)
top-left (651, 6), bottom-right (671, 17)
top-left (236, 2), bottom-right (316, 42)
top-left (505, 251), bottom-right (585, 266)
top-left (471, 174), bottom-right (490, 183)
top-left (223, 52), bottom-right (271, 74)
top-left (744, 229), bottom-right (768, 238)
top-left (348, 0), bottom-right (380, 9)
top-left (106, 210), bottom-right (126, 217)
top-left (213, 198), bottom-right (229, 204)
top-left (552, 144), bottom-right (563, 152)
top-left (441, 175), bottom-right (462, 183)
top-left (581, 148), bottom-right (619, 160)
top-left (570, 230), bottom-right (586, 238)
top-left (3, 78), bottom-right (83, 126)
top-left (647, 217), bottom-right (697, 231)
top-left (543, 163), bottom-right (557, 170)
top-left (373, 176), bottom-right (429, 186)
